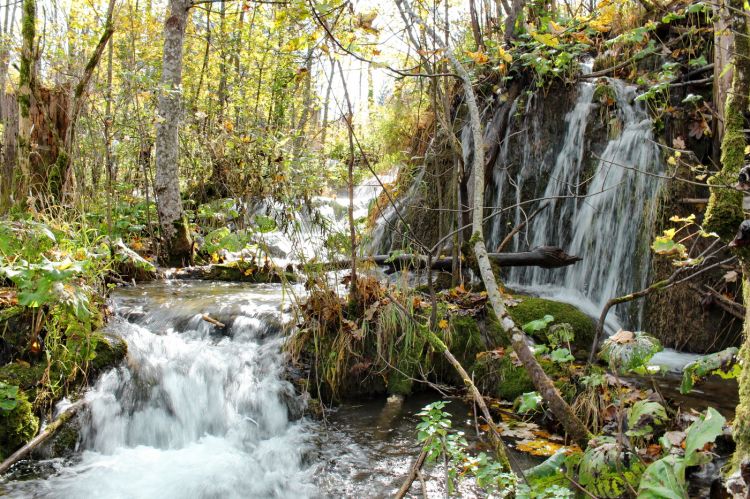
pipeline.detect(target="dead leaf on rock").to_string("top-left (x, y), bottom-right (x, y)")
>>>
top-left (610, 329), bottom-right (635, 344)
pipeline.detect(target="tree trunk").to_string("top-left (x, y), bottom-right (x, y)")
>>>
top-left (711, 0), bottom-right (750, 467)
top-left (712, 0), bottom-right (733, 165)
top-left (154, 0), bottom-right (193, 266)
top-left (17, 0), bottom-right (36, 203)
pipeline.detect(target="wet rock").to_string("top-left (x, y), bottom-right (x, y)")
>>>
top-left (0, 389), bottom-right (39, 461)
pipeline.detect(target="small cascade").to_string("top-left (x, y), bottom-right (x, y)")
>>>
top-left (368, 165), bottom-right (425, 254)
top-left (491, 79), bottom-right (664, 328)
top-left (4, 282), bottom-right (315, 498)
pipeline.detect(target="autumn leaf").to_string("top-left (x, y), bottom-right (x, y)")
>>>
top-left (532, 32), bottom-right (560, 48)
top-left (497, 46), bottom-right (512, 63)
top-left (465, 50), bottom-right (489, 64)
top-left (438, 319), bottom-right (449, 329)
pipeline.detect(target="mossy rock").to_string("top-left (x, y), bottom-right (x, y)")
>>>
top-left (0, 361), bottom-right (46, 403)
top-left (507, 296), bottom-right (595, 357)
top-left (593, 82), bottom-right (616, 106)
top-left (90, 333), bottom-right (127, 372)
top-left (474, 355), bottom-right (569, 402)
top-left (0, 305), bottom-right (34, 364)
top-left (32, 414), bottom-right (81, 460)
top-left (0, 389), bottom-right (39, 460)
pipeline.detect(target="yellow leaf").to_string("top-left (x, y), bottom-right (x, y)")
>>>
top-left (244, 267), bottom-right (254, 276)
top-left (465, 50), bottom-right (489, 64)
top-left (497, 47), bottom-right (513, 63)
top-left (438, 319), bottom-right (449, 329)
top-left (532, 32), bottom-right (560, 48)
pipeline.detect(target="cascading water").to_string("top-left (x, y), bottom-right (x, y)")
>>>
top-left (3, 282), bottom-right (316, 498)
top-left (487, 79), bottom-right (664, 328)
top-left (2, 281), bottom-right (497, 498)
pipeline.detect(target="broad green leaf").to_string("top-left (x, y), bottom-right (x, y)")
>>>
top-left (637, 455), bottom-right (687, 499)
top-left (550, 348), bottom-right (575, 363)
top-left (626, 400), bottom-right (667, 438)
top-left (684, 407), bottom-right (725, 466)
top-left (522, 314), bottom-right (554, 334)
top-left (517, 391), bottom-right (542, 414)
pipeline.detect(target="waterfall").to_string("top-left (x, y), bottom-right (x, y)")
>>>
top-left (4, 282), bottom-right (316, 498)
top-left (489, 79), bottom-right (664, 328)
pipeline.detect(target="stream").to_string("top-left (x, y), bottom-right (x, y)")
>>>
top-left (0, 280), bottom-right (537, 498)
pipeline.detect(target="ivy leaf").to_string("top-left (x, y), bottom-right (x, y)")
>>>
top-left (626, 400), bottom-right (667, 438)
top-left (550, 348), bottom-right (575, 363)
top-left (516, 391), bottom-right (542, 414)
top-left (522, 314), bottom-right (554, 334)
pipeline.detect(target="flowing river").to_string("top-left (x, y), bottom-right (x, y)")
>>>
top-left (1, 279), bottom-right (521, 498)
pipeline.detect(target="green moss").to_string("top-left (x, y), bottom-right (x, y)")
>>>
top-left (507, 295), bottom-right (595, 352)
top-left (90, 333), bottom-right (127, 372)
top-left (704, 169), bottom-right (744, 241)
top-left (386, 370), bottom-right (414, 396)
top-left (593, 82), bottom-right (616, 105)
top-left (474, 354), bottom-right (567, 401)
top-left (0, 389), bottom-right (39, 460)
top-left (0, 361), bottom-right (46, 403)
top-left (449, 314), bottom-right (486, 366)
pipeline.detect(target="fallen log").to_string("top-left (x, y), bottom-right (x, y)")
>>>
top-left (0, 399), bottom-right (85, 475)
top-left (368, 246), bottom-right (582, 272)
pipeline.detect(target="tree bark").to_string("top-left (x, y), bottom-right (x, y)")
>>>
top-left (17, 0), bottom-right (36, 202)
top-left (714, 0), bottom-right (750, 467)
top-left (155, 0), bottom-right (194, 266)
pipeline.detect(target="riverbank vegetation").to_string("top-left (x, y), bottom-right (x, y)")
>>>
top-left (0, 0), bottom-right (749, 495)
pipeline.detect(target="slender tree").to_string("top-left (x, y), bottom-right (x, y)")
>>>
top-left (17, 0), bottom-right (36, 203)
top-left (154, 0), bottom-right (194, 265)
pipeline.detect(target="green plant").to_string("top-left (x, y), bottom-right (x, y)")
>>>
top-left (638, 408), bottom-right (725, 498)
top-left (0, 382), bottom-right (19, 411)
top-left (416, 401), bottom-right (517, 496)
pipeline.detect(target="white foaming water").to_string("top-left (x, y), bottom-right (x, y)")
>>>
top-left (4, 281), bottom-right (315, 499)
top-left (489, 79), bottom-right (664, 329)
top-left (368, 165), bottom-right (425, 254)
top-left (245, 169), bottom-right (397, 262)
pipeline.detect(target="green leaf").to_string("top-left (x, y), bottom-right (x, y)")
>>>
top-left (522, 314), bottom-right (554, 334)
top-left (550, 348), bottom-right (575, 363)
top-left (637, 455), bottom-right (687, 499)
top-left (626, 400), bottom-right (667, 438)
top-left (254, 215), bottom-right (278, 233)
top-left (517, 391), bottom-right (542, 414)
top-left (684, 407), bottom-right (725, 466)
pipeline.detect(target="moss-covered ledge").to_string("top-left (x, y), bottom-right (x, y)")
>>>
top-left (0, 332), bottom-right (127, 461)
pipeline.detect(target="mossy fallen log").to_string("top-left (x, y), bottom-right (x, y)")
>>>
top-left (310, 246), bottom-right (582, 273)
top-left (0, 399), bottom-right (84, 474)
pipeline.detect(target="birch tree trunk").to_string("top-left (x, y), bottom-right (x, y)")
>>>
top-left (155, 0), bottom-right (193, 266)
top-left (396, 0), bottom-right (589, 447)
top-left (17, 0), bottom-right (36, 203)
